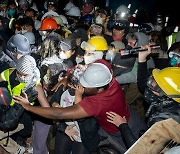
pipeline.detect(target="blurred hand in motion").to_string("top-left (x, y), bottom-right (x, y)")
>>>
top-left (65, 124), bottom-right (79, 141)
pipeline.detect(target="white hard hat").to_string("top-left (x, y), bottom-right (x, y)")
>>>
top-left (80, 63), bottom-right (112, 88)
top-left (7, 34), bottom-right (30, 54)
top-left (18, 0), bottom-right (28, 6)
top-left (23, 32), bottom-right (35, 45)
top-left (66, 6), bottom-right (81, 17)
top-left (115, 5), bottom-right (130, 20)
top-left (64, 2), bottom-right (75, 11)
top-left (41, 10), bottom-right (59, 21)
top-left (59, 14), bottom-right (68, 25)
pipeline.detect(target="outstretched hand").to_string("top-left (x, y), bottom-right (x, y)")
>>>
top-left (106, 111), bottom-right (127, 127)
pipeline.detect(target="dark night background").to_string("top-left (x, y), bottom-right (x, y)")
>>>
top-left (36, 0), bottom-right (179, 26)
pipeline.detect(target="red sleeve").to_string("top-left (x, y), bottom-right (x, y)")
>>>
top-left (79, 97), bottom-right (101, 117)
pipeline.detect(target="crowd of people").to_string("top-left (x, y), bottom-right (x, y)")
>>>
top-left (0, 0), bottom-right (180, 154)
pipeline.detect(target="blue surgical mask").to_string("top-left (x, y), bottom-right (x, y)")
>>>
top-left (170, 57), bottom-right (178, 66)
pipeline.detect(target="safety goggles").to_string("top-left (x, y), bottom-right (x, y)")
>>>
top-left (59, 41), bottom-right (71, 52)
top-left (147, 76), bottom-right (166, 97)
top-left (147, 76), bottom-right (180, 99)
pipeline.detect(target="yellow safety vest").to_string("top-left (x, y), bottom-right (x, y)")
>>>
top-left (166, 32), bottom-right (177, 49)
top-left (0, 68), bottom-right (25, 106)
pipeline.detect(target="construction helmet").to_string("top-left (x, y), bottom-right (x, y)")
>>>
top-left (0, 87), bottom-right (12, 108)
top-left (59, 14), bottom-right (68, 25)
top-left (66, 6), bottom-right (81, 17)
top-left (115, 5), bottom-right (130, 20)
top-left (87, 36), bottom-right (108, 51)
top-left (23, 32), bottom-right (35, 45)
top-left (80, 63), bottom-right (112, 88)
top-left (134, 32), bottom-right (149, 47)
top-left (7, 34), bottom-right (30, 54)
top-left (53, 16), bottom-right (65, 27)
top-left (152, 67), bottom-right (180, 103)
top-left (39, 17), bottom-right (58, 31)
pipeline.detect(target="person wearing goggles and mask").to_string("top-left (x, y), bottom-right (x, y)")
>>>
top-left (138, 45), bottom-right (180, 127)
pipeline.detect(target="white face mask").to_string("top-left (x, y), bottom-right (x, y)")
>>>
top-left (84, 55), bottom-right (94, 64)
top-left (105, 50), bottom-right (116, 62)
top-left (0, 11), bottom-right (6, 17)
top-left (39, 30), bottom-right (47, 36)
top-left (15, 30), bottom-right (21, 34)
top-left (84, 52), bottom-right (103, 64)
top-left (59, 51), bottom-right (68, 59)
top-left (75, 57), bottom-right (84, 64)
top-left (21, 29), bottom-right (27, 34)
top-left (154, 25), bottom-right (162, 31)
top-left (95, 15), bottom-right (103, 25)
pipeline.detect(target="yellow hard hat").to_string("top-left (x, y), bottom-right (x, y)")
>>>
top-left (152, 67), bottom-right (180, 103)
top-left (87, 36), bottom-right (108, 51)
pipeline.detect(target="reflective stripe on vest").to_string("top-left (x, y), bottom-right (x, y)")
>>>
top-left (0, 68), bottom-right (25, 106)
top-left (166, 33), bottom-right (177, 49)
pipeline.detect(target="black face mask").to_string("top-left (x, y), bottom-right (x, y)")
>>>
top-left (144, 88), bottom-right (160, 104)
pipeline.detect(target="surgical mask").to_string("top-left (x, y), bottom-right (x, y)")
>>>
top-left (75, 57), bottom-right (84, 64)
top-left (170, 57), bottom-right (179, 66)
top-left (154, 25), bottom-right (162, 31)
top-left (59, 51), bottom-right (68, 59)
top-left (15, 30), bottom-right (21, 34)
top-left (39, 30), bottom-right (47, 36)
top-left (0, 11), bottom-right (6, 17)
top-left (21, 29), bottom-right (27, 34)
top-left (8, 9), bottom-right (15, 17)
top-left (84, 55), bottom-right (94, 64)
top-left (105, 50), bottom-right (116, 62)
top-left (95, 16), bottom-right (103, 25)
top-left (169, 51), bottom-right (180, 67)
top-left (84, 52), bottom-right (103, 64)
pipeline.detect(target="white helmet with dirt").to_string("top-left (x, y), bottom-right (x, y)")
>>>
top-left (7, 34), bottom-right (30, 54)
top-left (115, 5), bottom-right (130, 20)
top-left (80, 63), bottom-right (112, 88)
top-left (66, 6), bottom-right (81, 17)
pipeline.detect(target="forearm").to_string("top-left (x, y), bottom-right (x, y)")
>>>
top-left (137, 62), bottom-right (149, 93)
top-left (119, 123), bottom-right (136, 148)
top-left (23, 105), bottom-right (66, 120)
top-left (22, 103), bottom-right (89, 120)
